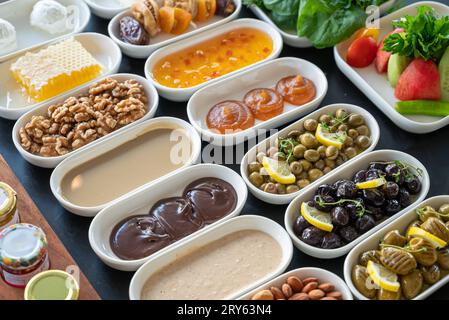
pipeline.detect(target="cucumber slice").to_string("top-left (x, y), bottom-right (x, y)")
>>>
top-left (388, 53), bottom-right (411, 88)
top-left (439, 46), bottom-right (449, 102)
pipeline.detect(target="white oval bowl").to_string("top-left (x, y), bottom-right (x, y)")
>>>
top-left (50, 117), bottom-right (202, 217)
top-left (344, 195), bottom-right (449, 300)
top-left (238, 267), bottom-right (353, 300)
top-left (248, 0), bottom-right (397, 48)
top-left (0, 32), bottom-right (122, 120)
top-left (129, 215), bottom-right (293, 300)
top-left (108, 0), bottom-right (242, 59)
top-left (334, 1), bottom-right (449, 134)
top-left (187, 57), bottom-right (328, 146)
top-left (284, 149), bottom-right (430, 259)
top-left (0, 0), bottom-right (90, 61)
top-left (83, 0), bottom-right (129, 19)
top-left (12, 73), bottom-right (159, 168)
top-left (89, 163), bottom-right (248, 271)
top-left (145, 18), bottom-right (283, 102)
top-left (240, 103), bottom-right (380, 205)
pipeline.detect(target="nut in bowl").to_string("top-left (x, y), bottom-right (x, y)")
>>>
top-left (239, 267), bottom-right (352, 300)
top-left (284, 149), bottom-right (430, 259)
top-left (345, 195), bottom-right (449, 300)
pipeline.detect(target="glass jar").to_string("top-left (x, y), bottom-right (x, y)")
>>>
top-left (25, 270), bottom-right (79, 300)
top-left (0, 223), bottom-right (49, 288)
top-left (0, 182), bottom-right (20, 231)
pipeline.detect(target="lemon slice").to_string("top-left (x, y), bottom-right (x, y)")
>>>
top-left (367, 261), bottom-right (400, 292)
top-left (407, 227), bottom-right (447, 248)
top-left (356, 178), bottom-right (386, 189)
top-left (315, 124), bottom-right (347, 150)
top-left (301, 202), bottom-right (333, 232)
top-left (262, 156), bottom-right (296, 185)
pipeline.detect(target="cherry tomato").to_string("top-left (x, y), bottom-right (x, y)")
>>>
top-left (346, 36), bottom-right (378, 68)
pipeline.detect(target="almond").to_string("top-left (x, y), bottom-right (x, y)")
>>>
top-left (270, 286), bottom-right (285, 300)
top-left (302, 277), bottom-right (319, 285)
top-left (289, 292), bottom-right (310, 300)
top-left (282, 283), bottom-right (293, 298)
top-left (301, 281), bottom-right (318, 293)
top-left (308, 289), bottom-right (325, 300)
top-left (318, 283), bottom-right (335, 293)
top-left (287, 276), bottom-right (304, 292)
top-left (326, 291), bottom-right (343, 300)
top-left (321, 297), bottom-right (337, 300)
top-left (251, 290), bottom-right (274, 300)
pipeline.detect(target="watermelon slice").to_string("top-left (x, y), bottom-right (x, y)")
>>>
top-left (375, 28), bottom-right (404, 73)
top-left (395, 58), bottom-right (441, 101)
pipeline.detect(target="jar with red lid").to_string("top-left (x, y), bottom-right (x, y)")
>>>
top-left (0, 223), bottom-right (49, 288)
top-left (0, 182), bottom-right (20, 231)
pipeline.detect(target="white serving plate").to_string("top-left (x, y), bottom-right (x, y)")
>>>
top-left (345, 195), bottom-right (449, 300)
top-left (50, 117), bottom-right (202, 217)
top-left (0, 0), bottom-right (90, 61)
top-left (0, 32), bottom-right (122, 120)
top-left (83, 0), bottom-right (130, 19)
top-left (187, 57), bottom-right (328, 147)
top-left (240, 103), bottom-right (380, 205)
top-left (108, 0), bottom-right (242, 59)
top-left (334, 1), bottom-right (449, 134)
top-left (12, 73), bottom-right (159, 169)
top-left (129, 215), bottom-right (293, 300)
top-left (145, 18), bottom-right (283, 102)
top-left (284, 149), bottom-right (430, 259)
top-left (238, 267), bottom-right (353, 300)
top-left (89, 163), bottom-right (248, 271)
top-left (249, 0), bottom-right (396, 48)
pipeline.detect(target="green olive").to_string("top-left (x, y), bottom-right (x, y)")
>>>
top-left (256, 152), bottom-right (266, 164)
top-left (356, 125), bottom-right (370, 136)
top-left (315, 159), bottom-right (325, 170)
top-left (336, 156), bottom-right (345, 166)
top-left (355, 135), bottom-right (371, 149)
top-left (335, 108), bottom-right (348, 119)
top-left (409, 237), bottom-right (438, 266)
top-left (348, 128), bottom-right (359, 139)
top-left (304, 149), bottom-right (320, 162)
top-left (420, 264), bottom-right (440, 285)
top-left (417, 206), bottom-right (441, 222)
top-left (297, 171), bottom-right (309, 180)
top-left (293, 144), bottom-right (307, 159)
top-left (263, 182), bottom-right (277, 194)
top-left (378, 288), bottom-right (401, 300)
top-left (317, 145), bottom-right (327, 158)
top-left (344, 136), bottom-right (354, 147)
top-left (248, 162), bottom-right (262, 174)
top-left (273, 152), bottom-right (286, 161)
top-left (420, 217), bottom-right (449, 242)
top-left (286, 185), bottom-right (300, 194)
top-left (289, 161), bottom-right (303, 175)
top-left (348, 113), bottom-right (364, 127)
top-left (325, 145), bottom-right (339, 160)
top-left (338, 124), bottom-right (348, 132)
top-left (323, 167), bottom-right (332, 174)
top-left (325, 158), bottom-right (336, 169)
top-left (299, 159), bottom-right (312, 172)
top-left (439, 203), bottom-right (449, 221)
top-left (380, 247), bottom-right (417, 275)
top-left (359, 250), bottom-right (382, 267)
top-left (319, 114), bottom-right (332, 124)
top-left (382, 230), bottom-right (407, 247)
top-left (401, 269), bottom-right (423, 300)
top-left (437, 248), bottom-right (449, 269)
top-left (308, 168), bottom-right (324, 182)
top-left (304, 119), bottom-right (318, 132)
top-left (276, 183), bottom-right (286, 194)
top-left (287, 129), bottom-right (303, 138)
top-left (267, 146), bottom-right (279, 158)
top-left (297, 179), bottom-right (310, 189)
top-left (345, 147), bottom-right (357, 159)
top-left (249, 172), bottom-right (264, 188)
top-left (352, 265), bottom-right (376, 299)
top-left (299, 133), bottom-right (317, 149)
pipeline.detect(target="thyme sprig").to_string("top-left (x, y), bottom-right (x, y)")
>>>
top-left (315, 196), bottom-right (370, 218)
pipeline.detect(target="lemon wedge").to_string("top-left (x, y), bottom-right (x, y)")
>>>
top-left (407, 227), bottom-right (447, 248)
top-left (262, 156), bottom-right (296, 185)
top-left (315, 124), bottom-right (347, 150)
top-left (367, 261), bottom-right (400, 292)
top-left (356, 178), bottom-right (386, 189)
top-left (301, 202), bottom-right (333, 232)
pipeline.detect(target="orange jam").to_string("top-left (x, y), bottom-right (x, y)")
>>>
top-left (152, 28), bottom-right (273, 88)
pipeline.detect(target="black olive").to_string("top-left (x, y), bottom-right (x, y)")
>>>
top-left (382, 181), bottom-right (399, 199)
top-left (368, 162), bottom-right (386, 172)
top-left (405, 175), bottom-right (421, 195)
top-left (293, 215), bottom-right (310, 237)
top-left (345, 203), bottom-right (358, 221)
top-left (366, 205), bottom-right (385, 221)
top-left (331, 206), bottom-right (350, 226)
top-left (301, 226), bottom-right (326, 246)
top-left (313, 194), bottom-right (335, 212)
top-left (119, 16), bottom-right (149, 45)
top-left (398, 188), bottom-right (411, 207)
top-left (362, 189), bottom-right (385, 207)
top-left (355, 214), bottom-right (376, 233)
top-left (384, 199), bottom-right (401, 216)
top-left (336, 180), bottom-right (357, 199)
top-left (352, 170), bottom-right (367, 183)
top-left (339, 226), bottom-right (359, 243)
top-left (316, 184), bottom-right (335, 197)
top-left (365, 169), bottom-right (381, 181)
top-left (385, 163), bottom-right (405, 185)
top-left (321, 233), bottom-right (344, 249)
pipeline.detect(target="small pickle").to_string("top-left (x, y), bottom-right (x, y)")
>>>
top-left (352, 265), bottom-right (376, 299)
top-left (417, 206), bottom-right (441, 223)
top-left (400, 269), bottom-right (423, 300)
top-left (382, 230), bottom-right (407, 247)
top-left (408, 237), bottom-right (437, 266)
top-left (420, 217), bottom-right (449, 242)
top-left (437, 248), bottom-right (449, 270)
top-left (378, 288), bottom-right (401, 300)
top-left (359, 250), bottom-right (382, 267)
top-left (380, 247), bottom-right (417, 275)
top-left (420, 264), bottom-right (440, 285)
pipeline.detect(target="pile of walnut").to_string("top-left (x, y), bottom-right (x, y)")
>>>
top-left (19, 78), bottom-right (148, 157)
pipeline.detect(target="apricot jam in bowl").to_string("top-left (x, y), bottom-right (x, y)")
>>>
top-left (145, 18), bottom-right (283, 101)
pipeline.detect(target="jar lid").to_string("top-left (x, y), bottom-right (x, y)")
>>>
top-left (24, 270), bottom-right (79, 300)
top-left (0, 182), bottom-right (17, 218)
top-left (0, 223), bottom-right (48, 269)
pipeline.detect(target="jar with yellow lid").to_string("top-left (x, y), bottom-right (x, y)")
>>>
top-left (0, 223), bottom-right (49, 288)
top-left (25, 270), bottom-right (79, 300)
top-left (0, 182), bottom-right (19, 230)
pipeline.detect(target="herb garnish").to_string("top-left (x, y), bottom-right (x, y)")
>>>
top-left (315, 196), bottom-right (370, 218)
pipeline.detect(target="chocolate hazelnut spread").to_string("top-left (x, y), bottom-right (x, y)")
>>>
top-left (110, 177), bottom-right (237, 260)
